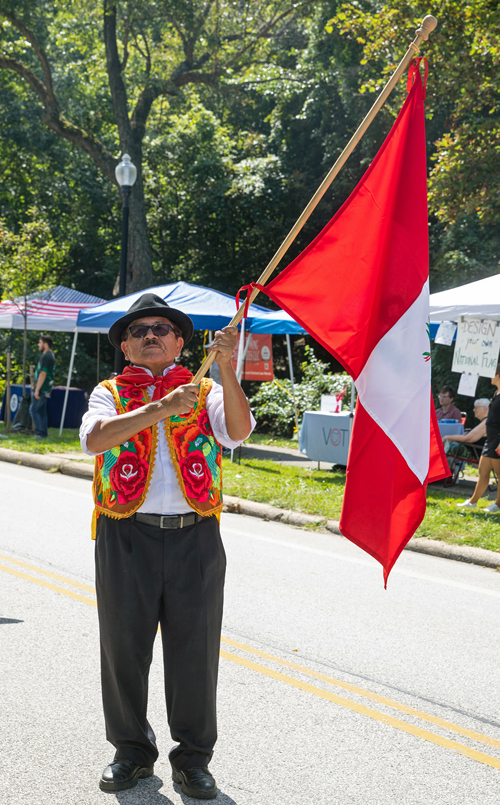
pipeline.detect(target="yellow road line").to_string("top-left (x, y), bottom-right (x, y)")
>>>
top-left (0, 552), bottom-right (95, 594)
top-left (2, 558), bottom-right (500, 768)
top-left (0, 563), bottom-right (97, 607)
top-left (221, 636), bottom-right (500, 750)
top-left (220, 650), bottom-right (500, 771)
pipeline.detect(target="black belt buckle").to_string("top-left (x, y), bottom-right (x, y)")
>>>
top-left (160, 515), bottom-right (183, 529)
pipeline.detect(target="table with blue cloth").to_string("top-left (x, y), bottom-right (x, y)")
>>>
top-left (0, 385), bottom-right (88, 429)
top-left (437, 420), bottom-right (464, 440)
top-left (299, 411), bottom-right (352, 466)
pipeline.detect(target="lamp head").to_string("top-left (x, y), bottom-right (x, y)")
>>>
top-left (115, 153), bottom-right (137, 188)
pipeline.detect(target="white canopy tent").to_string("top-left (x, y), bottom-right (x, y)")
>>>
top-left (429, 274), bottom-right (500, 321)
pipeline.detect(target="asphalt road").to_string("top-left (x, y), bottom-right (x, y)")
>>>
top-left (1, 462), bottom-right (500, 805)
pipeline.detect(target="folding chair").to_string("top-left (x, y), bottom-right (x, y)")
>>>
top-left (444, 440), bottom-right (498, 490)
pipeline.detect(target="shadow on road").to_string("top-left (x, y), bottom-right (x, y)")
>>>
top-left (113, 774), bottom-right (240, 804)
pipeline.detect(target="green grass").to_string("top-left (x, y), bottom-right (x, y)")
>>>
top-left (223, 457), bottom-right (345, 520)
top-left (243, 432), bottom-right (298, 450)
top-left (0, 424), bottom-right (84, 455)
top-left (222, 457), bottom-right (500, 553)
top-left (416, 488), bottom-right (500, 552)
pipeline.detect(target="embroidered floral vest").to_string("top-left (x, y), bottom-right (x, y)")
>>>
top-left (91, 376), bottom-right (223, 537)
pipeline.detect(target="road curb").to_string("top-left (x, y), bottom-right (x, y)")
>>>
top-left (2, 447), bottom-right (499, 571)
top-left (0, 447), bottom-right (94, 479)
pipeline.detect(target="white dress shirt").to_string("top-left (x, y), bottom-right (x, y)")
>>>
top-left (80, 364), bottom-right (255, 514)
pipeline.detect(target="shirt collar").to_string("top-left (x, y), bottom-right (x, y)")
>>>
top-left (130, 363), bottom-right (176, 378)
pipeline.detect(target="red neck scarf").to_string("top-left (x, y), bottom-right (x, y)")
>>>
top-left (115, 364), bottom-right (193, 401)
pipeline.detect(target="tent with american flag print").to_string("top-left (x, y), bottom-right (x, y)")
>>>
top-left (0, 285), bottom-right (105, 332)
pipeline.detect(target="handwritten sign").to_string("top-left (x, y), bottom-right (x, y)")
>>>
top-left (452, 318), bottom-right (500, 378)
top-left (457, 373), bottom-right (479, 397)
top-left (435, 320), bottom-right (456, 346)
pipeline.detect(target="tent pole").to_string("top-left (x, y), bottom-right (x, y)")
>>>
top-left (241, 331), bottom-right (251, 377)
top-left (97, 332), bottom-right (100, 383)
top-left (286, 334), bottom-right (300, 437)
top-left (5, 352), bottom-right (11, 431)
top-left (231, 322), bottom-right (249, 462)
top-left (236, 318), bottom-right (246, 383)
top-left (59, 329), bottom-right (78, 436)
top-left (349, 378), bottom-right (356, 437)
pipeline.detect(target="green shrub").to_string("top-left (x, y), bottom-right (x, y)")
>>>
top-left (249, 346), bottom-right (352, 436)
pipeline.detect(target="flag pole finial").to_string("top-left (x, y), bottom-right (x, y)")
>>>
top-left (415, 16), bottom-right (438, 41)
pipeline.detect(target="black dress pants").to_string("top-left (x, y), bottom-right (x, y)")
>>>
top-left (95, 513), bottom-right (226, 770)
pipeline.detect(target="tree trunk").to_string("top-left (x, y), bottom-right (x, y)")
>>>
top-left (126, 165), bottom-right (154, 292)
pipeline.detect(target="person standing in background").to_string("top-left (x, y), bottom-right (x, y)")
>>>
top-left (30, 334), bottom-right (56, 439)
top-left (456, 367), bottom-right (500, 512)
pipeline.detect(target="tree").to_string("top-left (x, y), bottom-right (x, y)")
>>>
top-left (0, 211), bottom-right (62, 392)
top-left (0, 0), bottom-right (312, 292)
top-left (330, 0), bottom-right (500, 288)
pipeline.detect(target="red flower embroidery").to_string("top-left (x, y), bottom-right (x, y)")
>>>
top-left (180, 450), bottom-right (212, 502)
top-left (172, 424), bottom-right (200, 458)
top-left (124, 399), bottom-right (144, 412)
top-left (110, 450), bottom-right (149, 504)
top-left (198, 409), bottom-right (211, 436)
top-left (132, 429), bottom-right (152, 459)
top-left (120, 386), bottom-right (144, 401)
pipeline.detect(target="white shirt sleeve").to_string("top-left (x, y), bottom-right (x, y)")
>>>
top-left (206, 381), bottom-right (256, 449)
top-left (79, 385), bottom-right (117, 456)
top-left (79, 379), bottom-right (256, 455)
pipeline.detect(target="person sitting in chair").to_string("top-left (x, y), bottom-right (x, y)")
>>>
top-left (441, 398), bottom-right (489, 463)
top-left (434, 385), bottom-right (462, 422)
top-left (456, 368), bottom-right (500, 513)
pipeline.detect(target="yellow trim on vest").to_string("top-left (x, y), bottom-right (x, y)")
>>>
top-left (91, 379), bottom-right (159, 530)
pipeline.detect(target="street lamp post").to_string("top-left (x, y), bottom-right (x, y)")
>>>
top-left (114, 153), bottom-right (137, 371)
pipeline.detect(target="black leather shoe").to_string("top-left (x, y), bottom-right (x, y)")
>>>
top-left (99, 759), bottom-right (154, 792)
top-left (172, 766), bottom-right (218, 799)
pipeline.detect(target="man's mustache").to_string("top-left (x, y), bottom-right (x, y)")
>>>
top-left (141, 338), bottom-right (163, 349)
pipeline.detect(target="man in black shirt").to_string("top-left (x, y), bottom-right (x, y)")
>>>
top-left (30, 334), bottom-right (56, 438)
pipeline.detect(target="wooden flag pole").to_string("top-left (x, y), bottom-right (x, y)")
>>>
top-left (192, 14), bottom-right (437, 385)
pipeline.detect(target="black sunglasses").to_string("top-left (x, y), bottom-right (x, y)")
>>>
top-left (128, 323), bottom-right (178, 339)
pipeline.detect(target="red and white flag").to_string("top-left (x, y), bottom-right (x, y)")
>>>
top-left (262, 60), bottom-right (449, 583)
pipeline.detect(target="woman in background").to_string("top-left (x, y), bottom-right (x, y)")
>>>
top-left (456, 366), bottom-right (500, 513)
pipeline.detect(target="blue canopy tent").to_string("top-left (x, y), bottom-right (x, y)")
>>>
top-left (60, 281), bottom-right (306, 433)
top-left (75, 281), bottom-right (306, 334)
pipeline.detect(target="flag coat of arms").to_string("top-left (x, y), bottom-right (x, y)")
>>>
top-left (262, 62), bottom-right (449, 583)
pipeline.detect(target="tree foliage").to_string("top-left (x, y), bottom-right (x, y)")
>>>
top-left (0, 0), bottom-right (313, 290)
top-left (331, 0), bottom-right (500, 288)
top-left (0, 213), bottom-right (59, 300)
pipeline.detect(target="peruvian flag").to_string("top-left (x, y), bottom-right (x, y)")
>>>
top-left (262, 61), bottom-right (449, 583)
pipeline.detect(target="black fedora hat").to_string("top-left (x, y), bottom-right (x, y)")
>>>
top-left (108, 292), bottom-right (194, 350)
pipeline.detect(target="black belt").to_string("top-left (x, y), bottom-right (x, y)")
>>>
top-left (132, 511), bottom-right (202, 529)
